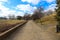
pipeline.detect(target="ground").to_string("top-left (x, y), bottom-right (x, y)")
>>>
top-left (4, 20), bottom-right (60, 40)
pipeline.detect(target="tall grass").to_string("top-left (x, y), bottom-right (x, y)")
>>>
top-left (0, 20), bottom-right (24, 29)
top-left (36, 13), bottom-right (57, 25)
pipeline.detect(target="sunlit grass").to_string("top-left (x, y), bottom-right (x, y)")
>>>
top-left (36, 13), bottom-right (57, 25)
top-left (4, 20), bottom-right (23, 24)
top-left (0, 20), bottom-right (24, 29)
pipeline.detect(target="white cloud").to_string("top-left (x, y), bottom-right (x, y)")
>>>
top-left (0, 6), bottom-right (16, 17)
top-left (44, 4), bottom-right (57, 12)
top-left (15, 12), bottom-right (25, 16)
top-left (0, 0), bottom-right (8, 2)
top-left (33, 7), bottom-right (37, 9)
top-left (0, 6), bottom-right (24, 17)
top-left (17, 4), bottom-right (37, 13)
top-left (0, 2), bottom-right (9, 17)
top-left (43, 0), bottom-right (55, 3)
top-left (21, 0), bottom-right (40, 5)
top-left (0, 5), bottom-right (24, 17)
top-left (0, 0), bottom-right (37, 17)
top-left (0, 1), bottom-right (24, 17)
top-left (17, 4), bottom-right (32, 12)
top-left (0, 0), bottom-right (25, 17)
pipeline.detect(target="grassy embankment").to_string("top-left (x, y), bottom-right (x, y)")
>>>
top-left (36, 13), bottom-right (57, 25)
top-left (35, 13), bottom-right (58, 33)
top-left (36, 13), bottom-right (60, 40)
top-left (0, 20), bottom-right (25, 33)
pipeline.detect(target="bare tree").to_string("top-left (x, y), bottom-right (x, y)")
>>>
top-left (32, 7), bottom-right (44, 20)
top-left (23, 13), bottom-right (31, 20)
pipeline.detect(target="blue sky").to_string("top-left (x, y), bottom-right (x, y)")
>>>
top-left (0, 0), bottom-right (56, 17)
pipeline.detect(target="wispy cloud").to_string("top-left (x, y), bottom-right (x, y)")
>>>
top-left (0, 0), bottom-right (8, 2)
top-left (43, 0), bottom-right (55, 3)
top-left (0, 0), bottom-right (24, 17)
top-left (0, 0), bottom-right (56, 17)
top-left (44, 4), bottom-right (57, 12)
top-left (16, 4), bottom-right (37, 13)
top-left (21, 0), bottom-right (40, 5)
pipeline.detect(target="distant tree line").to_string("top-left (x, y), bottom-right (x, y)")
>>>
top-left (0, 17), bottom-right (7, 20)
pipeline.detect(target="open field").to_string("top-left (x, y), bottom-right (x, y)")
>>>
top-left (0, 20), bottom-right (25, 33)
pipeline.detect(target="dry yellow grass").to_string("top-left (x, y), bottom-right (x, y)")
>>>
top-left (0, 20), bottom-right (25, 33)
top-left (4, 20), bottom-right (24, 24)
top-left (41, 13), bottom-right (56, 21)
top-left (0, 20), bottom-right (24, 24)
top-left (0, 20), bottom-right (25, 29)
top-left (39, 13), bottom-right (57, 25)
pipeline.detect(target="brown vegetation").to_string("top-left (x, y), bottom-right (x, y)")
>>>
top-left (36, 13), bottom-right (57, 25)
top-left (0, 20), bottom-right (24, 33)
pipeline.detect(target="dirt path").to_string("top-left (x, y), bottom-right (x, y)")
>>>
top-left (4, 20), bottom-right (59, 40)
